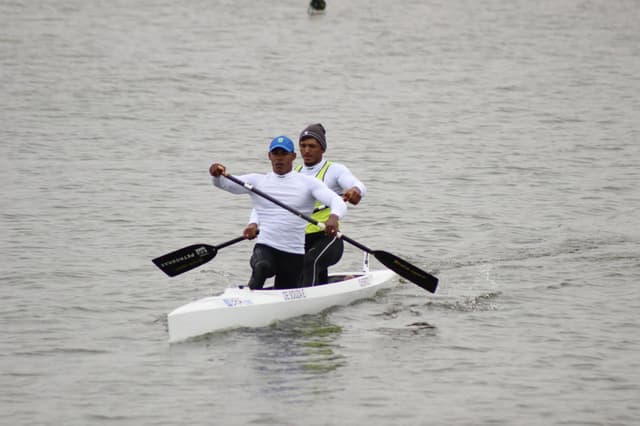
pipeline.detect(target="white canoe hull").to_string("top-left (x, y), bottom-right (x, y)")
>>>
top-left (168, 269), bottom-right (396, 343)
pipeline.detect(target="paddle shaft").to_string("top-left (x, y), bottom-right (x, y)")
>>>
top-left (224, 173), bottom-right (320, 225)
top-left (221, 173), bottom-right (438, 292)
top-left (216, 235), bottom-right (246, 250)
top-left (226, 174), bottom-right (388, 252)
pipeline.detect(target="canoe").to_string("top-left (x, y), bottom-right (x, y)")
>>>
top-left (168, 268), bottom-right (396, 343)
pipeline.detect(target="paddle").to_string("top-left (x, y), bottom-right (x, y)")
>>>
top-left (153, 235), bottom-right (250, 277)
top-left (221, 173), bottom-right (439, 293)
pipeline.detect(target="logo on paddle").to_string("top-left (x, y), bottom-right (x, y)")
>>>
top-left (159, 252), bottom-right (194, 268)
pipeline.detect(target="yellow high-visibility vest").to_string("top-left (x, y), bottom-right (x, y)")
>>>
top-left (295, 161), bottom-right (334, 234)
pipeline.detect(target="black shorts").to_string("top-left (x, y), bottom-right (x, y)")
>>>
top-left (249, 243), bottom-right (304, 289)
top-left (301, 232), bottom-right (344, 286)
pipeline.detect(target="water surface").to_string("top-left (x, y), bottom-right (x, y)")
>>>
top-left (1, 0), bottom-right (639, 425)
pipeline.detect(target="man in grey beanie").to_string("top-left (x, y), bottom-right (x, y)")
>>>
top-left (295, 123), bottom-right (366, 286)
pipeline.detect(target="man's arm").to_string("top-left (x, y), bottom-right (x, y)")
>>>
top-left (244, 209), bottom-right (260, 239)
top-left (332, 163), bottom-right (366, 205)
top-left (310, 179), bottom-right (347, 236)
top-left (209, 163), bottom-right (257, 194)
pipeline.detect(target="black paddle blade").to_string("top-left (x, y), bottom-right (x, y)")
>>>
top-left (152, 244), bottom-right (218, 277)
top-left (373, 250), bottom-right (439, 293)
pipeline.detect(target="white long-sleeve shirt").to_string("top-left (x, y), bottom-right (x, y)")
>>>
top-left (248, 159), bottom-right (365, 226)
top-left (213, 171), bottom-right (347, 254)
top-left (297, 159), bottom-right (366, 197)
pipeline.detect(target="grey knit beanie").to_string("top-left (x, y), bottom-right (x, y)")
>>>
top-left (299, 123), bottom-right (327, 151)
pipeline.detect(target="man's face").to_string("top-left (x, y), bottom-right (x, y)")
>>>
top-left (299, 138), bottom-right (324, 166)
top-left (268, 149), bottom-right (296, 175)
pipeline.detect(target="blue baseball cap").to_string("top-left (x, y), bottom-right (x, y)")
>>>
top-left (269, 135), bottom-right (295, 153)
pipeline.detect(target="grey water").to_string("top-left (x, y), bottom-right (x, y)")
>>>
top-left (1, 0), bottom-right (639, 424)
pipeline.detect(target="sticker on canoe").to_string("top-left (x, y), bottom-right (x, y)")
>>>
top-left (222, 298), bottom-right (253, 307)
top-left (283, 288), bottom-right (306, 301)
top-left (358, 276), bottom-right (370, 287)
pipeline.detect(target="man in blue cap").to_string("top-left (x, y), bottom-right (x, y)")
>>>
top-left (209, 136), bottom-right (346, 289)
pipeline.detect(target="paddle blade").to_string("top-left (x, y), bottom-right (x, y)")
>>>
top-left (152, 244), bottom-right (218, 277)
top-left (373, 250), bottom-right (439, 293)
